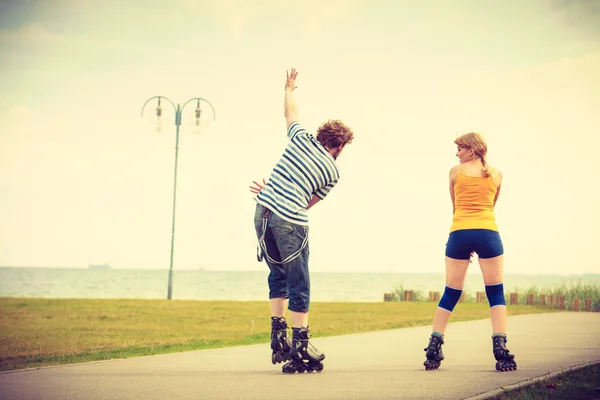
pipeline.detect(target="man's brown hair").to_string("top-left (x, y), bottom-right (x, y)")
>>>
top-left (316, 120), bottom-right (354, 149)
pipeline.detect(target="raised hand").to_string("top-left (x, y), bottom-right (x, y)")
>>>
top-left (285, 68), bottom-right (298, 91)
top-left (249, 178), bottom-right (267, 195)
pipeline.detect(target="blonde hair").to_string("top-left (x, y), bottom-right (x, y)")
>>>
top-left (454, 132), bottom-right (490, 177)
top-left (316, 120), bottom-right (354, 149)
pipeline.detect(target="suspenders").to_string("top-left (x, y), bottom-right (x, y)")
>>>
top-left (257, 207), bottom-right (308, 265)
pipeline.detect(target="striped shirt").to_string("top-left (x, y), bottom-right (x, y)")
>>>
top-left (256, 121), bottom-right (340, 226)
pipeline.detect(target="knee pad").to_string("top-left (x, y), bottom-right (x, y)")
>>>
top-left (438, 286), bottom-right (462, 312)
top-left (486, 283), bottom-right (506, 307)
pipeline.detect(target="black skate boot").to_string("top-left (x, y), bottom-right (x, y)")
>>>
top-left (492, 333), bottom-right (517, 371)
top-left (282, 327), bottom-right (325, 374)
top-left (423, 332), bottom-right (444, 370)
top-left (270, 317), bottom-right (292, 364)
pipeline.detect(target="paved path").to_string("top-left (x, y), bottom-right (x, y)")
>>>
top-left (1, 312), bottom-right (599, 400)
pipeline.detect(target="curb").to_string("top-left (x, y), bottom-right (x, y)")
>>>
top-left (0, 358), bottom-right (121, 375)
top-left (463, 360), bottom-right (600, 400)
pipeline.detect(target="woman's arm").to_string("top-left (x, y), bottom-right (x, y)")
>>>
top-left (449, 166), bottom-right (457, 215)
top-left (492, 168), bottom-right (503, 207)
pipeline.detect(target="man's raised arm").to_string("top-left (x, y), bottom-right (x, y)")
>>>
top-left (284, 68), bottom-right (299, 128)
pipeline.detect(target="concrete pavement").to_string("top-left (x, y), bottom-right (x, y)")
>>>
top-left (1, 312), bottom-right (599, 400)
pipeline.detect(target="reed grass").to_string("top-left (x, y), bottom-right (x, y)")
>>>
top-left (388, 281), bottom-right (600, 310)
top-left (511, 281), bottom-right (600, 310)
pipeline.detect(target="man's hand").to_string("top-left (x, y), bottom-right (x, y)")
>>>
top-left (285, 68), bottom-right (298, 91)
top-left (284, 68), bottom-right (299, 127)
top-left (249, 178), bottom-right (267, 195)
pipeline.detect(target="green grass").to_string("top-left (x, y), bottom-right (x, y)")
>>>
top-left (0, 298), bottom-right (557, 372)
top-left (491, 363), bottom-right (600, 400)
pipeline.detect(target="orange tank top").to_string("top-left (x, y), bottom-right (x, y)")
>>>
top-left (450, 166), bottom-right (499, 232)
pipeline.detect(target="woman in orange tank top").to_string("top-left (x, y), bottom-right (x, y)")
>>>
top-left (423, 132), bottom-right (517, 372)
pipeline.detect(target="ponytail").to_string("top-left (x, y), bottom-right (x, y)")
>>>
top-left (480, 155), bottom-right (491, 177)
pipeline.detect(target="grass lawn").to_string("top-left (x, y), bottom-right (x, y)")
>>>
top-left (0, 298), bottom-right (558, 371)
top-left (491, 362), bottom-right (600, 400)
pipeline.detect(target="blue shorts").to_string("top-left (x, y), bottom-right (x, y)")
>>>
top-left (254, 204), bottom-right (311, 313)
top-left (445, 229), bottom-right (504, 260)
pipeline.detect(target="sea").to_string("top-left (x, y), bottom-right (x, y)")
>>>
top-left (1, 267), bottom-right (599, 302)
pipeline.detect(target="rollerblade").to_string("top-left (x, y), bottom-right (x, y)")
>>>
top-left (423, 332), bottom-right (444, 370)
top-left (492, 333), bottom-right (517, 371)
top-left (282, 327), bottom-right (325, 374)
top-left (270, 317), bottom-right (292, 364)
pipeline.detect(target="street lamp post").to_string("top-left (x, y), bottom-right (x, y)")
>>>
top-left (141, 96), bottom-right (216, 300)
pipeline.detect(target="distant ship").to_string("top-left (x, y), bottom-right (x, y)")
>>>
top-left (89, 263), bottom-right (111, 269)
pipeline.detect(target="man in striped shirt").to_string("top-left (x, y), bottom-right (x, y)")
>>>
top-left (251, 68), bottom-right (354, 373)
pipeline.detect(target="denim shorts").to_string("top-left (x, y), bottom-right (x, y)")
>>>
top-left (445, 229), bottom-right (504, 260)
top-left (254, 203), bottom-right (310, 313)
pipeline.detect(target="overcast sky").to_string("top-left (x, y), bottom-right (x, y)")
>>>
top-left (1, 0), bottom-right (599, 275)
